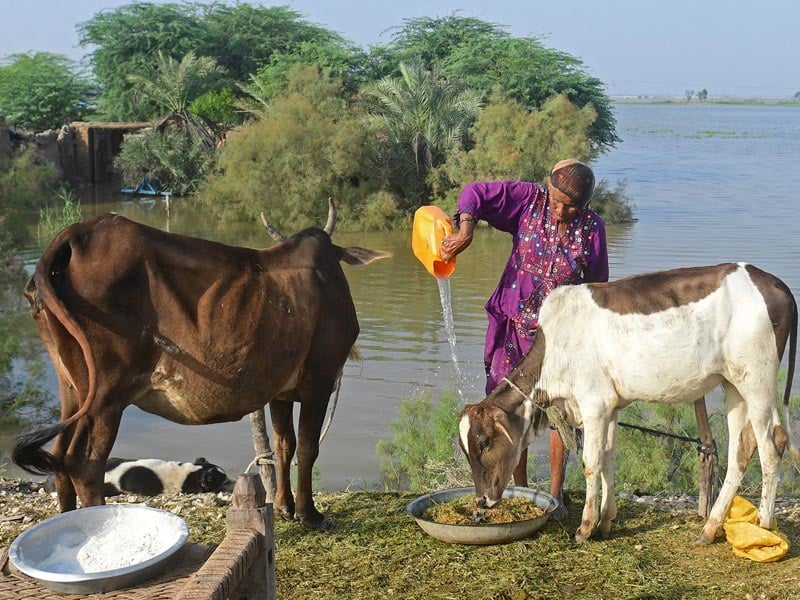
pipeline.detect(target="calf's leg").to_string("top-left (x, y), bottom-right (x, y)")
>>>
top-left (576, 408), bottom-right (610, 543)
top-left (701, 387), bottom-right (750, 543)
top-left (597, 416), bottom-right (619, 539)
top-left (746, 393), bottom-right (784, 530)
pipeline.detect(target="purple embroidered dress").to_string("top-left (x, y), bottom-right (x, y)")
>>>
top-left (455, 181), bottom-right (609, 394)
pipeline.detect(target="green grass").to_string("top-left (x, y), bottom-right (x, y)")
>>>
top-left (267, 491), bottom-right (800, 600)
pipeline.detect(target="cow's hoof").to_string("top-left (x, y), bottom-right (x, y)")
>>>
top-left (275, 506), bottom-right (295, 522)
top-left (574, 522), bottom-right (594, 543)
top-left (695, 532), bottom-right (715, 545)
top-left (299, 513), bottom-right (336, 531)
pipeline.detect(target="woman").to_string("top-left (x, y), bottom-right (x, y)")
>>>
top-left (440, 158), bottom-right (609, 516)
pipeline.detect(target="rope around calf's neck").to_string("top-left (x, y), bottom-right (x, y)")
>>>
top-left (501, 377), bottom-right (577, 450)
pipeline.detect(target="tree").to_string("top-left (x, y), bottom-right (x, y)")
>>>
top-left (697, 89), bottom-right (709, 101)
top-left (127, 50), bottom-right (220, 116)
top-left (116, 50), bottom-right (222, 192)
top-left (361, 62), bottom-right (483, 208)
top-left (197, 3), bottom-right (352, 84)
top-left (382, 14), bottom-right (506, 71)
top-left (78, 3), bottom-right (205, 120)
top-left (380, 15), bottom-right (618, 154)
top-left (685, 90), bottom-right (695, 102)
top-left (238, 40), bottom-right (370, 114)
top-left (79, 2), bottom-right (352, 121)
top-left (0, 52), bottom-right (94, 131)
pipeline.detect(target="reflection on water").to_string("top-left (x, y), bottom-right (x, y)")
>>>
top-left (4, 103), bottom-right (800, 490)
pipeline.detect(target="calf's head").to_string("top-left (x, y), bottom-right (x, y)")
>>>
top-left (458, 403), bottom-right (525, 508)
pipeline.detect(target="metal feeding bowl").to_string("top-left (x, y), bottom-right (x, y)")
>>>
top-left (9, 504), bottom-right (189, 594)
top-left (407, 486), bottom-right (557, 545)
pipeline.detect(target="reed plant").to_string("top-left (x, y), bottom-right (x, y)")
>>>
top-left (37, 186), bottom-right (82, 242)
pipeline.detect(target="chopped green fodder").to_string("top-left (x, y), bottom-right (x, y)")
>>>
top-left (7, 484), bottom-right (800, 600)
top-left (423, 495), bottom-right (546, 525)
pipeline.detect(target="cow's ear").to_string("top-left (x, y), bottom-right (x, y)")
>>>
top-left (194, 457), bottom-right (208, 465)
top-left (493, 417), bottom-right (514, 445)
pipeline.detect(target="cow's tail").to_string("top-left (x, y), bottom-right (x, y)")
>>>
top-left (13, 237), bottom-right (98, 476)
top-left (782, 289), bottom-right (799, 464)
top-left (13, 421), bottom-right (74, 475)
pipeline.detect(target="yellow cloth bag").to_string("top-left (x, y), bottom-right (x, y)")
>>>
top-left (723, 495), bottom-right (790, 562)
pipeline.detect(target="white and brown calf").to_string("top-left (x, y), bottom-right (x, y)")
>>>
top-left (459, 263), bottom-right (798, 543)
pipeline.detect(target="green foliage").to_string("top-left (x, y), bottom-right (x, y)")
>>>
top-left (78, 3), bottom-right (205, 121)
top-left (432, 92), bottom-right (596, 209)
top-left (589, 179), bottom-right (636, 224)
top-left (78, 2), bottom-right (348, 121)
top-left (37, 187), bottom-right (82, 243)
top-left (384, 14), bottom-right (506, 71)
top-left (197, 3), bottom-right (346, 84)
top-left (0, 147), bottom-right (59, 237)
top-left (0, 212), bottom-right (55, 427)
top-left (377, 390), bottom-right (465, 491)
top-left (0, 52), bottom-right (94, 131)
top-left (127, 50), bottom-right (220, 116)
top-left (114, 126), bottom-right (215, 195)
top-left (597, 403), bottom-right (702, 495)
top-left (361, 61), bottom-right (483, 209)
top-left (189, 88), bottom-right (239, 128)
top-left (200, 66), bottom-right (381, 231)
top-left (238, 41), bottom-right (370, 113)
top-left (383, 15), bottom-right (619, 153)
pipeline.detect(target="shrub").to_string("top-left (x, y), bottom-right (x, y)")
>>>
top-left (199, 66), bottom-right (383, 231)
top-left (114, 126), bottom-right (216, 196)
top-left (377, 390), bottom-right (470, 492)
top-left (37, 186), bottom-right (82, 242)
top-left (590, 178), bottom-right (636, 224)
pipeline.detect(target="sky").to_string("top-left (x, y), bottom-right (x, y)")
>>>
top-left (1, 0), bottom-right (798, 98)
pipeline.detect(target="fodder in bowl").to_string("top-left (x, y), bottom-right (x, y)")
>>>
top-left (407, 486), bottom-right (557, 545)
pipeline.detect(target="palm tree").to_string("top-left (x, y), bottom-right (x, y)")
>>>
top-left (127, 51), bottom-right (221, 149)
top-left (362, 62), bottom-right (483, 208)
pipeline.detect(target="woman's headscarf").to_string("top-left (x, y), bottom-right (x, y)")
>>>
top-left (549, 159), bottom-right (595, 208)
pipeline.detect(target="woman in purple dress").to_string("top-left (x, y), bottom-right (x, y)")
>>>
top-left (440, 159), bottom-right (608, 516)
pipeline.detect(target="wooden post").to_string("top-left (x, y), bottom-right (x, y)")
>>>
top-left (250, 408), bottom-right (277, 503)
top-left (176, 473), bottom-right (276, 600)
top-left (226, 474), bottom-right (276, 600)
top-left (694, 397), bottom-right (717, 518)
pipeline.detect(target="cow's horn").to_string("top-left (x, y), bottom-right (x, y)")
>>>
top-left (324, 197), bottom-right (337, 236)
top-left (494, 420), bottom-right (514, 445)
top-left (260, 212), bottom-right (287, 242)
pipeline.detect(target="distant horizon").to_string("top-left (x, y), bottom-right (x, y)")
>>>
top-left (610, 92), bottom-right (799, 101)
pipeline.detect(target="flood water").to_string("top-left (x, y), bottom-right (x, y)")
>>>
top-left (4, 103), bottom-right (800, 490)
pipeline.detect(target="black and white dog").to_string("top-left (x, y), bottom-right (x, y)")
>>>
top-left (45, 457), bottom-right (235, 496)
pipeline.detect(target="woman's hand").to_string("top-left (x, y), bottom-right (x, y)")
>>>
top-left (440, 227), bottom-right (474, 262)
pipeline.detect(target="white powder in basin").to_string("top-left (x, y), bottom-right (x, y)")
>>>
top-left (37, 510), bottom-right (185, 574)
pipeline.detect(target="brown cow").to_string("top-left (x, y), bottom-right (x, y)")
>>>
top-left (14, 204), bottom-right (388, 529)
